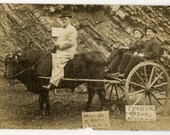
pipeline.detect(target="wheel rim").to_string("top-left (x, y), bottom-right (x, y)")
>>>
top-left (125, 61), bottom-right (170, 113)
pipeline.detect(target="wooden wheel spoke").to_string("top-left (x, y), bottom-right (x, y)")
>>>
top-left (133, 93), bottom-right (145, 105)
top-left (155, 66), bottom-right (161, 72)
top-left (118, 85), bottom-right (125, 92)
top-left (148, 94), bottom-right (152, 105)
top-left (130, 81), bottom-right (145, 89)
top-left (109, 85), bottom-right (114, 101)
top-left (151, 72), bottom-right (164, 87)
top-left (150, 92), bottom-right (163, 106)
top-left (144, 66), bottom-right (148, 82)
top-left (154, 82), bottom-right (167, 88)
top-left (105, 83), bottom-right (112, 90)
top-left (129, 89), bottom-right (145, 96)
top-left (144, 95), bottom-right (147, 105)
top-left (115, 85), bottom-right (119, 99)
top-left (154, 90), bottom-right (167, 96)
top-left (135, 72), bottom-right (145, 85)
top-left (149, 66), bottom-right (155, 84)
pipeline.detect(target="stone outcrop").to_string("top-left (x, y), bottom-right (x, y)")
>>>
top-left (0, 4), bottom-right (170, 73)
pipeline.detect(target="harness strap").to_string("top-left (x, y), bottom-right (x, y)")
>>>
top-left (31, 50), bottom-right (51, 68)
top-left (7, 67), bottom-right (31, 78)
top-left (7, 50), bottom-right (52, 78)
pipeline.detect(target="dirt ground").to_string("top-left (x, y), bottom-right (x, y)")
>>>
top-left (0, 76), bottom-right (170, 130)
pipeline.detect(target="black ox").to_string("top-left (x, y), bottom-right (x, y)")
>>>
top-left (4, 48), bottom-right (106, 116)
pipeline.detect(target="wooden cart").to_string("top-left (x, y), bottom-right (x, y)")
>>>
top-left (105, 61), bottom-right (170, 113)
top-left (40, 61), bottom-right (170, 112)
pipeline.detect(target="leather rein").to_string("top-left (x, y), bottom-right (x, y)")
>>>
top-left (5, 50), bottom-right (51, 78)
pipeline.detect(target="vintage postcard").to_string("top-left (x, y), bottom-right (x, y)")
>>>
top-left (0, 3), bottom-right (170, 130)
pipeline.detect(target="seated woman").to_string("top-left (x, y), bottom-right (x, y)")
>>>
top-left (105, 28), bottom-right (145, 74)
top-left (105, 44), bottom-right (126, 73)
top-left (118, 27), bottom-right (162, 78)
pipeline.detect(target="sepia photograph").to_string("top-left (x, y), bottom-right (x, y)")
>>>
top-left (0, 3), bottom-right (170, 130)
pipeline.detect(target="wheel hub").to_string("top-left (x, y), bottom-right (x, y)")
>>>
top-left (145, 83), bottom-right (151, 92)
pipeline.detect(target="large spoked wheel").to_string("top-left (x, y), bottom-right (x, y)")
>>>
top-left (125, 61), bottom-right (170, 112)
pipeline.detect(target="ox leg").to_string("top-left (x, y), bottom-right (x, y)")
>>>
top-left (86, 87), bottom-right (95, 111)
top-left (43, 90), bottom-right (51, 116)
top-left (34, 94), bottom-right (45, 119)
top-left (97, 89), bottom-right (106, 111)
top-left (39, 94), bottom-right (44, 115)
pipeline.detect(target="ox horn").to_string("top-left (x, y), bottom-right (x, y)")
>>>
top-left (16, 47), bottom-right (23, 56)
top-left (16, 47), bottom-right (22, 52)
top-left (9, 52), bottom-right (13, 57)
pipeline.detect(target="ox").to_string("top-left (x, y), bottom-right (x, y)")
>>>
top-left (4, 48), bottom-right (106, 116)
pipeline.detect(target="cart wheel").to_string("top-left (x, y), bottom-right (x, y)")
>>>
top-left (105, 83), bottom-right (125, 101)
top-left (125, 61), bottom-right (170, 112)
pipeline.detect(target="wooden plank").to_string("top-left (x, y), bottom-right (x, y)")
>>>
top-left (39, 76), bottom-right (123, 84)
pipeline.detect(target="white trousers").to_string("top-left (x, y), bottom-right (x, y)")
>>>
top-left (50, 53), bottom-right (70, 87)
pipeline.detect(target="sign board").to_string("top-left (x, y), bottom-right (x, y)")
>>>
top-left (52, 27), bottom-right (65, 37)
top-left (126, 105), bottom-right (156, 121)
top-left (82, 111), bottom-right (110, 129)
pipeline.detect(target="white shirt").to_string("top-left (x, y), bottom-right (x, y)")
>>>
top-left (56, 24), bottom-right (77, 59)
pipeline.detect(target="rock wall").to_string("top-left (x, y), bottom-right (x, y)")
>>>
top-left (0, 4), bottom-right (170, 74)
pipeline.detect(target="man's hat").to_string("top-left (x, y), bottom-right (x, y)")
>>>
top-left (133, 28), bottom-right (144, 38)
top-left (60, 12), bottom-right (72, 18)
top-left (145, 26), bottom-right (157, 33)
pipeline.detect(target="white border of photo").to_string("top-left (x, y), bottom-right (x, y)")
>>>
top-left (0, 0), bottom-right (169, 5)
top-left (0, 0), bottom-right (170, 135)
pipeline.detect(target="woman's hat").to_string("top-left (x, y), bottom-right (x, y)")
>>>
top-left (133, 28), bottom-right (144, 38)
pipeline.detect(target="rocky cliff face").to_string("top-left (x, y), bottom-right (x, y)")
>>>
top-left (0, 4), bottom-right (170, 75)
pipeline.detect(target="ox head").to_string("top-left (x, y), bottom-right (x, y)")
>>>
top-left (4, 51), bottom-right (24, 79)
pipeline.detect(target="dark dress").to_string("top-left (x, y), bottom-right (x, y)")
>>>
top-left (107, 39), bottom-right (144, 73)
top-left (123, 37), bottom-right (162, 77)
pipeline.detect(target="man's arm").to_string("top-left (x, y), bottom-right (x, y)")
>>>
top-left (56, 27), bottom-right (77, 50)
top-left (129, 40), bottom-right (144, 51)
top-left (143, 39), bottom-right (161, 59)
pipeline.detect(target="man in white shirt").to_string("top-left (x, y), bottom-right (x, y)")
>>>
top-left (43, 12), bottom-right (78, 90)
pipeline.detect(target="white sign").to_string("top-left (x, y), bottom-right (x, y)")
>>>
top-left (126, 105), bottom-right (156, 121)
top-left (52, 27), bottom-right (65, 37)
top-left (82, 111), bottom-right (110, 129)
